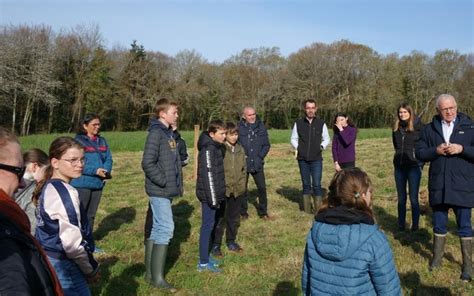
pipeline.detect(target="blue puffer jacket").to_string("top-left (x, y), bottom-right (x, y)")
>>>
top-left (302, 206), bottom-right (401, 296)
top-left (238, 118), bottom-right (270, 173)
top-left (415, 112), bottom-right (474, 207)
top-left (71, 133), bottom-right (113, 190)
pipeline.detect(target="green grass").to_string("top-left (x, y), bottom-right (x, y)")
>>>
top-left (18, 131), bottom-right (473, 295)
top-left (19, 128), bottom-right (391, 152)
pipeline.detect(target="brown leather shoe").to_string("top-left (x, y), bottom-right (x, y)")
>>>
top-left (261, 214), bottom-right (274, 221)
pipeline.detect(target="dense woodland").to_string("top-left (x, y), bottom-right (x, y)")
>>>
top-left (1, 24), bottom-right (473, 135)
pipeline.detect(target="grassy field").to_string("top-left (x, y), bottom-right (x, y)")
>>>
top-left (19, 128), bottom-right (392, 152)
top-left (19, 131), bottom-right (473, 295)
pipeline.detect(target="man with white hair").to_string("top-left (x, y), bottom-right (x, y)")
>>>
top-left (0, 127), bottom-right (63, 295)
top-left (416, 94), bottom-right (474, 282)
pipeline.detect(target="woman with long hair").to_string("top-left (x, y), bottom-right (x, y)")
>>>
top-left (302, 168), bottom-right (401, 295)
top-left (392, 103), bottom-right (423, 231)
top-left (331, 112), bottom-right (357, 171)
top-left (71, 113), bottom-right (113, 245)
top-left (14, 148), bottom-right (49, 234)
top-left (35, 137), bottom-right (100, 296)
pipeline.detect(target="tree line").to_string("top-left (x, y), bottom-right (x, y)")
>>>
top-left (1, 24), bottom-right (473, 135)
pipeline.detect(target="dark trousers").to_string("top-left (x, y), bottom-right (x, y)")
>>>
top-left (199, 202), bottom-right (217, 264)
top-left (340, 161), bottom-right (355, 169)
top-left (76, 188), bottom-right (103, 231)
top-left (394, 166), bottom-right (421, 228)
top-left (432, 204), bottom-right (473, 237)
top-left (144, 203), bottom-right (153, 243)
top-left (212, 196), bottom-right (242, 246)
top-left (241, 169), bottom-right (268, 216)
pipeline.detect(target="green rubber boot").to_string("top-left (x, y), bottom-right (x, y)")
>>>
top-left (429, 234), bottom-right (446, 271)
top-left (312, 195), bottom-right (323, 215)
top-left (144, 239), bottom-right (154, 283)
top-left (151, 244), bottom-right (177, 293)
top-left (460, 237), bottom-right (472, 282)
top-left (303, 194), bottom-right (312, 214)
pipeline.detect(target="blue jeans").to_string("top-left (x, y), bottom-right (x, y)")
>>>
top-left (199, 202), bottom-right (217, 264)
top-left (149, 197), bottom-right (174, 244)
top-left (432, 204), bottom-right (473, 237)
top-left (394, 166), bottom-right (422, 228)
top-left (298, 160), bottom-right (323, 196)
top-left (48, 257), bottom-right (91, 296)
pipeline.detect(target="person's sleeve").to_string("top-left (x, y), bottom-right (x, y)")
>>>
top-left (258, 127), bottom-right (271, 159)
top-left (199, 148), bottom-right (219, 207)
top-left (415, 127), bottom-right (438, 162)
top-left (332, 137), bottom-right (338, 163)
top-left (44, 185), bottom-right (98, 276)
top-left (369, 232), bottom-right (402, 296)
top-left (103, 138), bottom-right (113, 172)
top-left (291, 123), bottom-right (299, 149)
top-left (141, 131), bottom-right (166, 187)
top-left (0, 241), bottom-right (34, 294)
top-left (338, 127), bottom-right (356, 147)
top-left (321, 123), bottom-right (330, 149)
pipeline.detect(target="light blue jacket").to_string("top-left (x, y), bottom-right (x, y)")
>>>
top-left (302, 220), bottom-right (401, 295)
top-left (71, 133), bottom-right (113, 190)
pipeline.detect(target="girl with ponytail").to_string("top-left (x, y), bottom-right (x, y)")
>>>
top-left (35, 137), bottom-right (100, 296)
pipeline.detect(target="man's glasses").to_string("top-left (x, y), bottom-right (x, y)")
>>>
top-left (0, 163), bottom-right (26, 181)
top-left (439, 106), bottom-right (456, 113)
top-left (61, 158), bottom-right (86, 166)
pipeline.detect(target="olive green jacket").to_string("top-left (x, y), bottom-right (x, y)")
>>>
top-left (224, 142), bottom-right (247, 198)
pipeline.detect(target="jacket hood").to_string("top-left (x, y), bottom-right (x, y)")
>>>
top-left (197, 132), bottom-right (222, 151)
top-left (311, 206), bottom-right (377, 261)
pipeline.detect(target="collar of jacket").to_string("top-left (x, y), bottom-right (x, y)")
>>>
top-left (315, 205), bottom-right (375, 225)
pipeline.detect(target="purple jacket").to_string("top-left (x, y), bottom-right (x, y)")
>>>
top-left (332, 126), bottom-right (357, 164)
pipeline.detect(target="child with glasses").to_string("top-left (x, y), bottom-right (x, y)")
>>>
top-left (35, 137), bottom-right (100, 296)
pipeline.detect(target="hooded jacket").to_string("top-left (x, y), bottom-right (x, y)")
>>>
top-left (238, 118), bottom-right (270, 173)
top-left (195, 132), bottom-right (226, 207)
top-left (142, 118), bottom-right (183, 198)
top-left (71, 133), bottom-right (113, 190)
top-left (415, 112), bottom-right (474, 207)
top-left (302, 206), bottom-right (401, 295)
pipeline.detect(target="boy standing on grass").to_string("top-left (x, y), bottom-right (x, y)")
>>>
top-left (141, 98), bottom-right (182, 292)
top-left (196, 120), bottom-right (227, 272)
top-left (211, 122), bottom-right (247, 257)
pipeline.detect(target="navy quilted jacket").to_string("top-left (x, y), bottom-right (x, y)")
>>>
top-left (302, 207), bottom-right (401, 295)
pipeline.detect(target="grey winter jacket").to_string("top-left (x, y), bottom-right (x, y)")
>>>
top-left (142, 118), bottom-right (183, 198)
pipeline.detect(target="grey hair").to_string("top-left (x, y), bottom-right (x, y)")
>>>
top-left (436, 94), bottom-right (457, 109)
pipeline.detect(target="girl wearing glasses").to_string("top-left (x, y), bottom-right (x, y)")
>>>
top-left (71, 113), bottom-right (113, 248)
top-left (35, 137), bottom-right (100, 296)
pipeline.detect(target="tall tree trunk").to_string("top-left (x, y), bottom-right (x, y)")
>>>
top-left (48, 106), bottom-right (54, 133)
top-left (21, 98), bottom-right (33, 136)
top-left (11, 89), bottom-right (17, 133)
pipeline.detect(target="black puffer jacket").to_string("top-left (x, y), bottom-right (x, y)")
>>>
top-left (392, 119), bottom-right (423, 167)
top-left (142, 118), bottom-right (183, 198)
top-left (195, 132), bottom-right (226, 207)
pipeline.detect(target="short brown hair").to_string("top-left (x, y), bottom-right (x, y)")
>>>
top-left (225, 122), bottom-right (238, 134)
top-left (154, 98), bottom-right (177, 116)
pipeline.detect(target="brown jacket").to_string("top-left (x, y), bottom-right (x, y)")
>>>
top-left (223, 142), bottom-right (247, 198)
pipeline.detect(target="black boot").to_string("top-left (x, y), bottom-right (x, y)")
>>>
top-left (429, 234), bottom-right (446, 271)
top-left (460, 238), bottom-right (472, 282)
top-left (144, 239), bottom-right (154, 283)
top-left (151, 244), bottom-right (177, 292)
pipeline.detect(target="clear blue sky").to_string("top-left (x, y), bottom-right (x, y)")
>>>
top-left (1, 0), bottom-right (473, 62)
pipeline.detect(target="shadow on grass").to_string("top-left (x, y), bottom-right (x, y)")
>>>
top-left (92, 256), bottom-right (118, 295)
top-left (276, 186), bottom-right (302, 211)
top-left (373, 206), bottom-right (457, 265)
top-left (168, 200), bottom-right (194, 271)
top-left (273, 281), bottom-right (299, 296)
top-left (94, 207), bottom-right (136, 241)
top-left (400, 271), bottom-right (452, 295)
top-left (100, 262), bottom-right (144, 295)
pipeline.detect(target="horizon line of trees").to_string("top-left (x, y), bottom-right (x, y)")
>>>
top-left (1, 24), bottom-right (473, 136)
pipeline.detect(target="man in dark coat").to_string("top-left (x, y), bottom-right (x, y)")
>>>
top-left (416, 94), bottom-right (474, 282)
top-left (0, 127), bottom-right (63, 295)
top-left (238, 106), bottom-right (271, 219)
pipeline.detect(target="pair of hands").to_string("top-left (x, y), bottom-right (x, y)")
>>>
top-left (436, 143), bottom-right (463, 156)
top-left (96, 168), bottom-right (108, 178)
